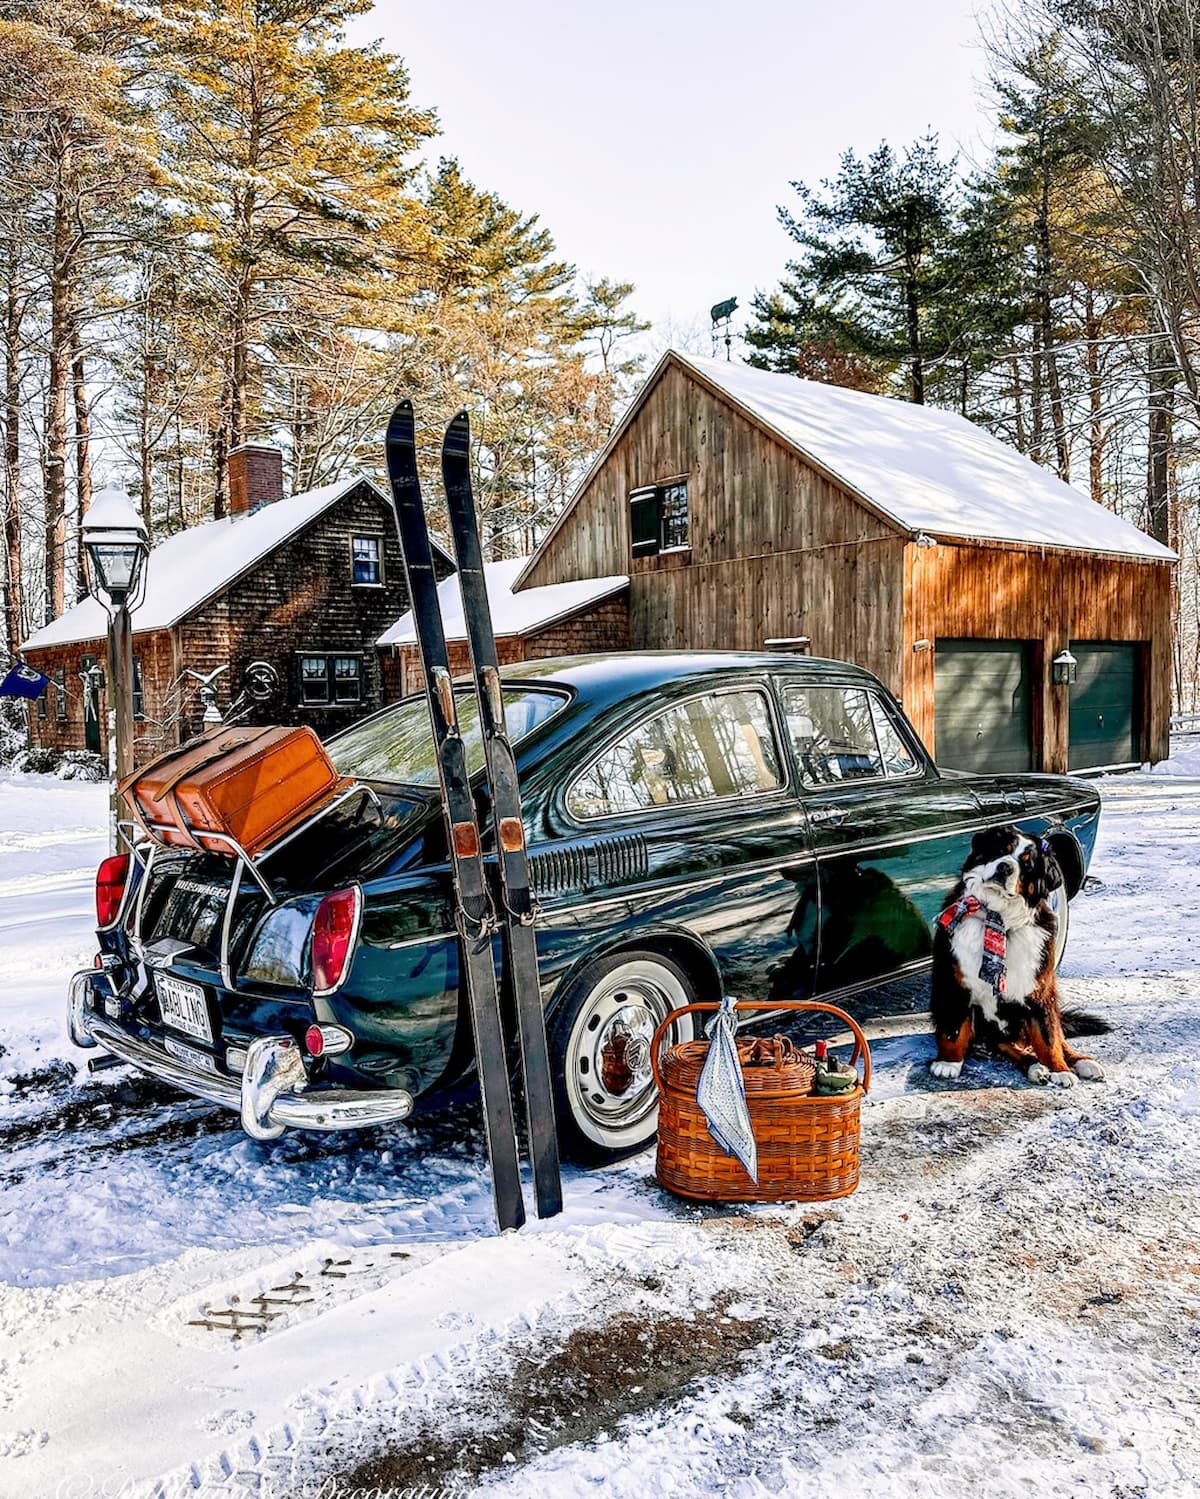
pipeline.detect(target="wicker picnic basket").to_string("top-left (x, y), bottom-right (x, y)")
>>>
top-left (650, 1000), bottom-right (871, 1204)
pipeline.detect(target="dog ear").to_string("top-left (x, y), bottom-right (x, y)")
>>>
top-left (1040, 837), bottom-right (1064, 893)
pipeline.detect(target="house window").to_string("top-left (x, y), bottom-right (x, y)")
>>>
top-left (629, 480), bottom-right (689, 558)
top-left (38, 676), bottom-right (48, 719)
top-left (132, 659), bottom-right (145, 722)
top-left (300, 654), bottom-right (363, 705)
top-left (54, 667), bottom-right (67, 721)
top-left (300, 656), bottom-right (330, 704)
top-left (351, 535), bottom-right (383, 585)
top-left (333, 656), bottom-right (362, 702)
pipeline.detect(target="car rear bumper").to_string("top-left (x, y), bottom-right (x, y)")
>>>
top-left (67, 971), bottom-right (414, 1140)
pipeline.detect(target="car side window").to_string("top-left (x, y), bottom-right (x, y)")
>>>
top-left (869, 694), bottom-right (919, 776)
top-left (784, 685), bottom-right (920, 786)
top-left (567, 689), bottom-right (783, 819)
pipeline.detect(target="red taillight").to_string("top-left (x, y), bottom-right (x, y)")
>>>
top-left (312, 886), bottom-right (360, 994)
top-left (96, 854), bottom-right (130, 927)
top-left (305, 1024), bottom-right (326, 1056)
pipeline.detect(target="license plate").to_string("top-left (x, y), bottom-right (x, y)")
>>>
top-left (156, 974), bottom-right (213, 1043)
top-left (163, 1034), bottom-right (219, 1076)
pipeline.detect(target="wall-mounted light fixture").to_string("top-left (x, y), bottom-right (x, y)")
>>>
top-left (1051, 648), bottom-right (1078, 686)
top-left (913, 532), bottom-right (938, 549)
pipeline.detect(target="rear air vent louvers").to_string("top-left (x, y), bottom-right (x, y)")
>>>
top-left (530, 834), bottom-right (648, 899)
top-left (594, 833), bottom-right (649, 886)
top-left (530, 845), bottom-right (590, 897)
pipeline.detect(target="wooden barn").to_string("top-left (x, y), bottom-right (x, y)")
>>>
top-left (517, 351), bottom-right (1176, 773)
top-left (20, 444), bottom-right (447, 757)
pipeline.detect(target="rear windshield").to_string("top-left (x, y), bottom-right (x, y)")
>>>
top-left (329, 687), bottom-right (566, 786)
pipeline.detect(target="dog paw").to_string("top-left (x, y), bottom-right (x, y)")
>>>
top-left (1027, 1062), bottom-right (1051, 1085)
top-left (1072, 1058), bottom-right (1106, 1081)
top-left (1049, 1069), bottom-right (1077, 1088)
top-left (929, 1059), bottom-right (963, 1079)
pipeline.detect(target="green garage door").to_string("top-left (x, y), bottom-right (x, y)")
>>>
top-left (935, 640), bottom-right (1034, 774)
top-left (1069, 642), bottom-right (1138, 770)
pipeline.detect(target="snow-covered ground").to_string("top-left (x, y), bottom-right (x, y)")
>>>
top-left (1, 757), bottom-right (1198, 1498)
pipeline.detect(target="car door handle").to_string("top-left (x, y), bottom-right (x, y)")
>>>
top-left (809, 809), bottom-right (846, 827)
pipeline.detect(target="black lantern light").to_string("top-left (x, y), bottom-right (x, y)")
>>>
top-left (83, 487), bottom-right (149, 606)
top-left (1051, 648), bottom-right (1078, 686)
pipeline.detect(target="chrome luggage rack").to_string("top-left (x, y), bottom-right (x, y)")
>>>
top-left (116, 781), bottom-right (381, 989)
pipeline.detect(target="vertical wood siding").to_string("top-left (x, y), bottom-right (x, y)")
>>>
top-left (522, 362), bottom-right (907, 693)
top-left (903, 541), bottom-right (1173, 768)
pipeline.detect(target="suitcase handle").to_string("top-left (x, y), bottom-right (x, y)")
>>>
top-left (649, 1000), bottom-right (871, 1096)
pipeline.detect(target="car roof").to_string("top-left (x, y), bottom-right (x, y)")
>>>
top-left (496, 651), bottom-right (883, 703)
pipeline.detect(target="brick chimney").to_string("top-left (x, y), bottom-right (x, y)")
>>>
top-left (228, 442), bottom-right (284, 518)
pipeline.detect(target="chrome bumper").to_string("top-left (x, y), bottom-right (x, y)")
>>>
top-left (68, 972), bottom-right (414, 1141)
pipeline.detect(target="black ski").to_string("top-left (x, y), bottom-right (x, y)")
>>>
top-left (384, 400), bottom-right (526, 1233)
top-left (442, 411), bottom-right (563, 1220)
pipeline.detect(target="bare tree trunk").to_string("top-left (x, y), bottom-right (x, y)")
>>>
top-left (1084, 292), bottom-right (1104, 506)
top-left (70, 317), bottom-right (92, 602)
top-left (1009, 354), bottom-right (1027, 452)
top-left (1147, 331), bottom-right (1174, 548)
top-left (44, 184), bottom-right (71, 624)
top-left (3, 253), bottom-right (23, 653)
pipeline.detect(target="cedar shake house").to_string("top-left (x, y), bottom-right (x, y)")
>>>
top-left (20, 444), bottom-right (447, 757)
top-left (515, 351), bottom-right (1176, 774)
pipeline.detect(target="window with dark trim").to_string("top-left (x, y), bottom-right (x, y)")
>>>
top-left (38, 678), bottom-right (48, 719)
top-left (351, 534), bottom-right (383, 585)
top-left (54, 667), bottom-right (67, 721)
top-left (132, 658), bottom-right (145, 721)
top-left (629, 480), bottom-right (689, 557)
top-left (300, 654), bottom-right (363, 705)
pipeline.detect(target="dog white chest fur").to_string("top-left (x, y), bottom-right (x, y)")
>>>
top-left (950, 884), bottom-right (1048, 1019)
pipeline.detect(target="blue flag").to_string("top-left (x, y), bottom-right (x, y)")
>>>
top-left (0, 661), bottom-right (50, 700)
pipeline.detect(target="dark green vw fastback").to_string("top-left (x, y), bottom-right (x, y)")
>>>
top-left (96, 653), bottom-right (1101, 1161)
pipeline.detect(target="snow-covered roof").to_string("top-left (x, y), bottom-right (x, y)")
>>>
top-left (378, 558), bottom-right (628, 648)
top-left (675, 352), bottom-right (1174, 560)
top-left (22, 474), bottom-right (408, 651)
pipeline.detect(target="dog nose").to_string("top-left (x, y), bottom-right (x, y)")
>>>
top-left (996, 860), bottom-right (1015, 880)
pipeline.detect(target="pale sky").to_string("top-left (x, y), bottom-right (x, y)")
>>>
top-left (363, 0), bottom-right (999, 345)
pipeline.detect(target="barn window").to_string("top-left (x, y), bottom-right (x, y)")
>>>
top-left (54, 667), bottom-right (67, 721)
top-left (351, 534), bottom-right (383, 585)
top-left (629, 480), bottom-right (689, 558)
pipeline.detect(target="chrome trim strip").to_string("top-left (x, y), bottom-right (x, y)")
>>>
top-left (531, 803), bottom-right (1092, 918)
top-left (219, 858), bottom-right (243, 991)
top-left (383, 930), bottom-right (450, 951)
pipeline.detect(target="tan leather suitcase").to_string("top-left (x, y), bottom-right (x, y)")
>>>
top-left (120, 726), bottom-right (352, 858)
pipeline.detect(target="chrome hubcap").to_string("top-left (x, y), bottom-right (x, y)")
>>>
top-left (564, 960), bottom-right (692, 1147)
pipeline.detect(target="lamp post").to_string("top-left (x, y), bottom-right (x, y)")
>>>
top-left (83, 487), bottom-right (149, 852)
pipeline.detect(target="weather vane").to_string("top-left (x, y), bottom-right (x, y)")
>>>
top-left (710, 297), bottom-right (738, 361)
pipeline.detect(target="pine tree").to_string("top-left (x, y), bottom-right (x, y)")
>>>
top-left (155, 0), bottom-right (437, 514)
top-left (745, 136), bottom-right (964, 403)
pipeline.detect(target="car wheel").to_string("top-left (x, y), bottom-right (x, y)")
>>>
top-left (1048, 881), bottom-right (1070, 965)
top-left (549, 949), bottom-right (699, 1165)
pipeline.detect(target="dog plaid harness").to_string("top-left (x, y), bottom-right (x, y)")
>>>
top-left (938, 894), bottom-right (1006, 998)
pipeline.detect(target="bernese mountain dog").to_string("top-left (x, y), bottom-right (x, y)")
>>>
top-left (929, 826), bottom-right (1108, 1088)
